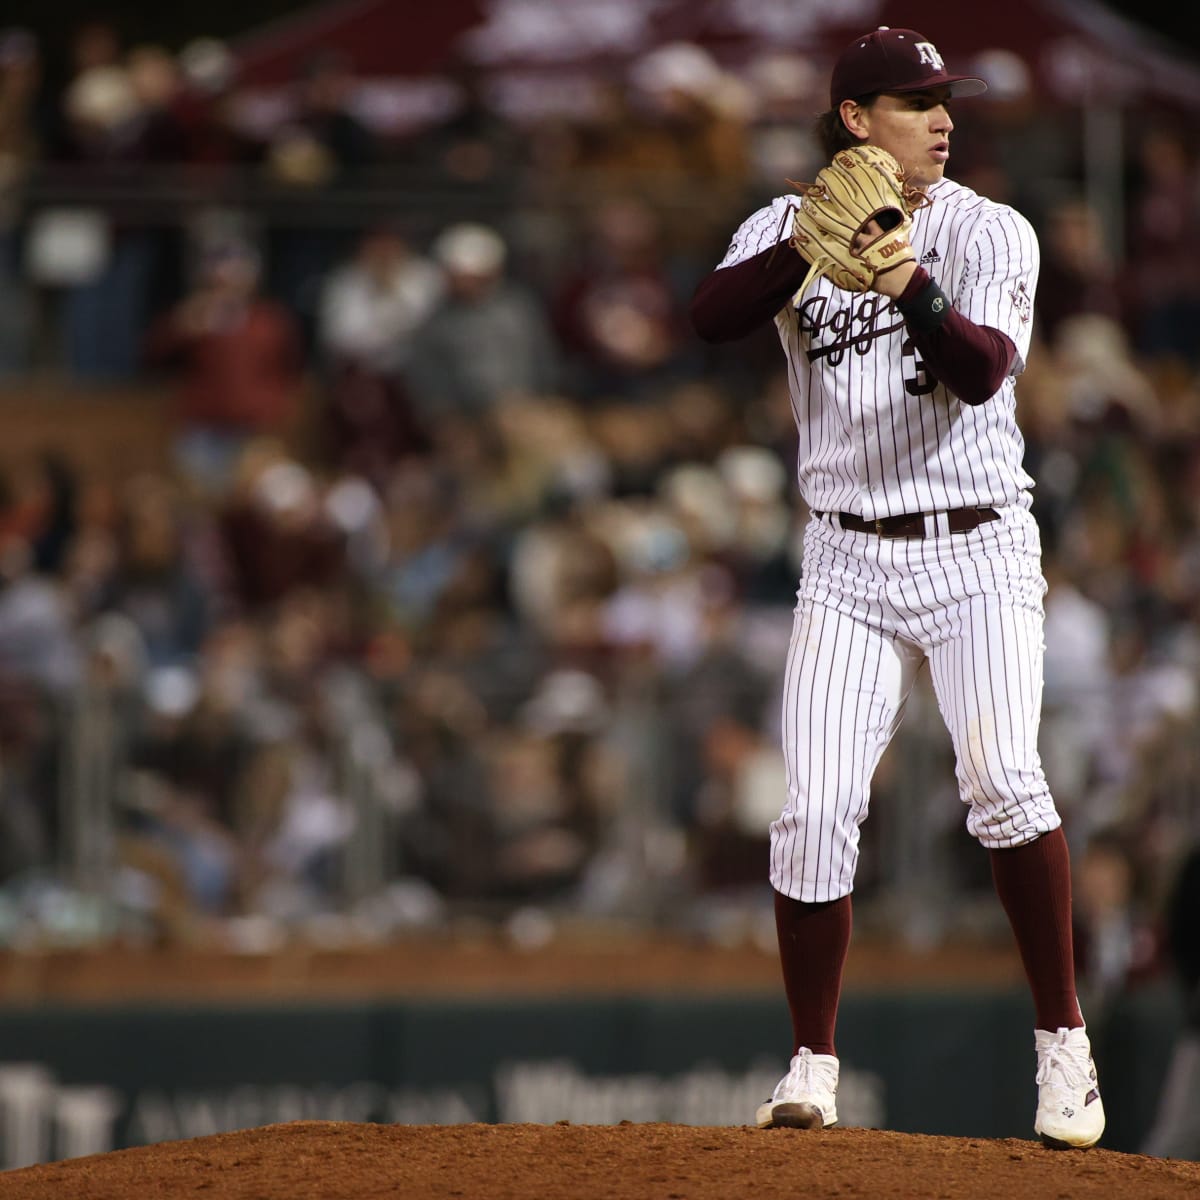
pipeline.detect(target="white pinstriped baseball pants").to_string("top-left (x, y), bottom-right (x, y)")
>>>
top-left (770, 504), bottom-right (1061, 903)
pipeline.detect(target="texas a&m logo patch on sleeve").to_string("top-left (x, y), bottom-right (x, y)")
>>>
top-left (1009, 280), bottom-right (1033, 324)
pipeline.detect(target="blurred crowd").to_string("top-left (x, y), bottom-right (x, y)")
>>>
top-left (0, 19), bottom-right (1197, 1012)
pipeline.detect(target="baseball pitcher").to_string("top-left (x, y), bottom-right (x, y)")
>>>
top-left (691, 27), bottom-right (1104, 1149)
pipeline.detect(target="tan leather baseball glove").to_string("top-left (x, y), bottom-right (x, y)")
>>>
top-left (788, 145), bottom-right (929, 295)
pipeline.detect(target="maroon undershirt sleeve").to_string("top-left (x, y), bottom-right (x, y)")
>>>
top-left (690, 241), bottom-right (810, 343)
top-left (895, 266), bottom-right (1017, 405)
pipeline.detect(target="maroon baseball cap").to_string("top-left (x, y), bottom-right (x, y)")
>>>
top-left (830, 27), bottom-right (987, 107)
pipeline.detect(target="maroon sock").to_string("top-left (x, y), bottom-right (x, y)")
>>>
top-left (989, 828), bottom-right (1084, 1031)
top-left (773, 890), bottom-right (852, 1057)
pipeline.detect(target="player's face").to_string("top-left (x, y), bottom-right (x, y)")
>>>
top-left (853, 88), bottom-right (955, 188)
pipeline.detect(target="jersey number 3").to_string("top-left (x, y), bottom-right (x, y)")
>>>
top-left (902, 337), bottom-right (937, 396)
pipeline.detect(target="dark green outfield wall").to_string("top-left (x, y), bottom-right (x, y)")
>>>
top-left (0, 985), bottom-right (1183, 1168)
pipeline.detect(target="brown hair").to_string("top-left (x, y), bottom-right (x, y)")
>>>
top-left (814, 98), bottom-right (876, 160)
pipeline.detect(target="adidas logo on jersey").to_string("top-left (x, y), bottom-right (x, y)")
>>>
top-left (920, 248), bottom-right (941, 265)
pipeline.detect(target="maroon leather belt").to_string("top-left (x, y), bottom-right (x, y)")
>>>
top-left (815, 506), bottom-right (1000, 539)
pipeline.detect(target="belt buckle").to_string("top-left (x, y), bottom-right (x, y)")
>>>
top-left (874, 517), bottom-right (886, 536)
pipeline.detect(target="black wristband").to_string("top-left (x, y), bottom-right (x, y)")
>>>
top-left (896, 277), bottom-right (952, 334)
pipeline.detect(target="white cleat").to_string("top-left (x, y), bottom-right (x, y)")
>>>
top-left (756, 1047), bottom-right (840, 1130)
top-left (1034, 1026), bottom-right (1105, 1149)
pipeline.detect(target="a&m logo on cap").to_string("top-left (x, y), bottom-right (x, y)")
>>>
top-left (915, 42), bottom-right (945, 71)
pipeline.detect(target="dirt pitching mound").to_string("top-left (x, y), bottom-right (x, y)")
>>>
top-left (2, 1120), bottom-right (1198, 1199)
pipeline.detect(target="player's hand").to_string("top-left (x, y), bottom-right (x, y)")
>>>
top-left (853, 219), bottom-right (918, 299)
top-left (788, 145), bottom-right (928, 297)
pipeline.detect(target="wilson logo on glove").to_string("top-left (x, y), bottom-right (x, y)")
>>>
top-left (786, 145), bottom-right (930, 296)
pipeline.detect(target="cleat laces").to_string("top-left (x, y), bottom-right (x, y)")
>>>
top-left (1036, 1039), bottom-right (1095, 1111)
top-left (773, 1047), bottom-right (837, 1102)
top-left (776, 1048), bottom-right (816, 1099)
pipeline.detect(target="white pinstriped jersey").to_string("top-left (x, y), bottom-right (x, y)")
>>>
top-left (717, 177), bottom-right (1040, 520)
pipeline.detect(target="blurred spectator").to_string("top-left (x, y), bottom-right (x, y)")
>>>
top-left (1058, 314), bottom-right (1159, 429)
top-left (1035, 199), bottom-right (1123, 345)
top-left (54, 54), bottom-right (159, 378)
top-left (656, 447), bottom-right (795, 608)
top-left (1039, 549), bottom-right (1112, 825)
top-left (122, 660), bottom-right (251, 928)
top-left (658, 562), bottom-right (775, 827)
top-left (45, 35), bottom-right (194, 379)
top-left (559, 81), bottom-right (661, 178)
top-left (662, 378), bottom-right (745, 464)
top-left (626, 43), bottom-right (751, 183)
top-left (1150, 358), bottom-right (1200, 444)
top-left (1089, 604), bottom-right (1199, 841)
top-left (742, 53), bottom-right (821, 198)
top-left (126, 45), bottom-right (192, 341)
top-left (315, 223), bottom-right (443, 479)
top-left (70, 20), bottom-right (121, 73)
top-left (382, 662), bottom-right (483, 897)
top-left (544, 47), bottom-right (751, 255)
top-left (262, 51), bottom-right (379, 347)
top-left (710, 445), bottom-right (795, 603)
top-left (1142, 841), bottom-right (1200, 1160)
top-left (144, 237), bottom-right (305, 494)
top-left (218, 453), bottom-right (346, 613)
top-left (59, 64), bottom-right (138, 163)
top-left (0, 456), bottom-right (63, 880)
top-left (0, 667), bottom-right (52, 881)
top-left (938, 47), bottom-right (1060, 213)
top-left (98, 473), bottom-right (214, 666)
top-left (376, 469), bottom-right (456, 616)
top-left (689, 715), bottom-right (781, 912)
top-left (405, 58), bottom-right (521, 188)
top-left (422, 561), bottom-right (536, 721)
top-left (507, 501), bottom-right (620, 658)
top-left (0, 27), bottom-right (41, 373)
top-left (488, 396), bottom-right (612, 513)
top-left (40, 17), bottom-right (123, 158)
top-left (626, 42), bottom-right (753, 246)
top-left (173, 37), bottom-right (248, 167)
top-left (0, 536), bottom-right (80, 695)
top-left (369, 459), bottom-right (500, 647)
top-left (551, 197), bottom-right (688, 400)
top-left (234, 687), bottom-right (356, 920)
top-left (479, 721), bottom-right (605, 903)
top-left (270, 50), bottom-right (376, 186)
top-left (1071, 827), bottom-right (1159, 1016)
top-left (123, 45), bottom-right (188, 162)
top-left (0, 451), bottom-right (78, 576)
top-left (0, 26), bottom-right (40, 176)
top-left (587, 399), bottom-right (672, 497)
top-left (596, 501), bottom-right (707, 672)
top-left (1125, 125), bottom-right (1200, 366)
top-left (117, 601), bottom-right (359, 932)
top-left (391, 659), bottom-right (618, 909)
top-left (406, 223), bottom-right (558, 423)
